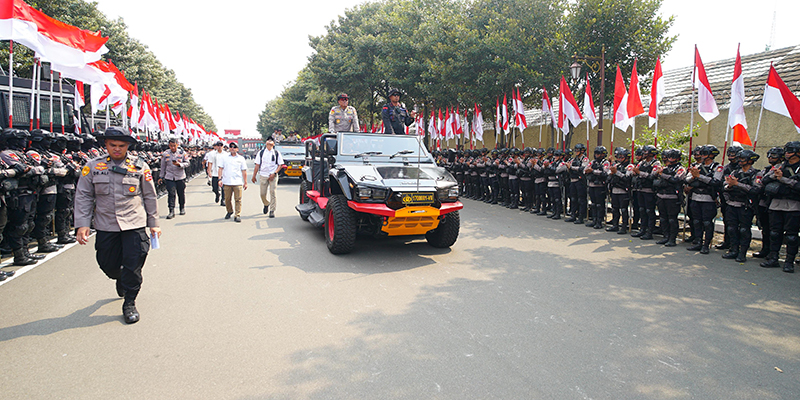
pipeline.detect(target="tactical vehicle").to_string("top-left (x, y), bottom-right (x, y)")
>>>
top-left (296, 132), bottom-right (462, 254)
top-left (275, 142), bottom-right (304, 182)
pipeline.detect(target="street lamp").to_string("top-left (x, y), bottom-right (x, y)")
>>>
top-left (571, 46), bottom-right (605, 146)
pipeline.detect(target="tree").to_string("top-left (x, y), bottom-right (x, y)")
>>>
top-left (257, 99), bottom-right (283, 139)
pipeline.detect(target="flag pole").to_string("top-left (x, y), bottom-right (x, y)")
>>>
top-left (722, 124), bottom-right (730, 164)
top-left (7, 40), bottom-right (13, 127)
top-left (49, 64), bottom-right (54, 132)
top-left (631, 117), bottom-right (636, 153)
top-left (689, 45), bottom-right (697, 158)
top-left (754, 83), bottom-right (767, 152)
top-left (538, 123), bottom-right (542, 148)
top-left (58, 76), bottom-right (65, 134)
top-left (29, 58), bottom-right (37, 130)
top-left (654, 118), bottom-right (658, 147)
top-left (35, 59), bottom-right (41, 129)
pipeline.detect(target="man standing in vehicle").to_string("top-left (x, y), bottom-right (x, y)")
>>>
top-left (329, 93), bottom-right (360, 133)
top-left (381, 88), bottom-right (416, 135)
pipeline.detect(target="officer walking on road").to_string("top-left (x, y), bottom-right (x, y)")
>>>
top-left (75, 127), bottom-right (160, 324)
top-left (159, 138), bottom-right (189, 219)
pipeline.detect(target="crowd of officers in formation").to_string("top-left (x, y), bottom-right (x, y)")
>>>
top-left (0, 128), bottom-right (207, 281)
top-left (438, 140), bottom-right (800, 273)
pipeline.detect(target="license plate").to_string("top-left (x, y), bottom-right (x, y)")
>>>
top-left (400, 192), bottom-right (434, 205)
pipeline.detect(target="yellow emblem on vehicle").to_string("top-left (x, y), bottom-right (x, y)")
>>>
top-left (402, 195), bottom-right (412, 204)
top-left (128, 186), bottom-right (136, 192)
top-left (81, 166), bottom-right (90, 176)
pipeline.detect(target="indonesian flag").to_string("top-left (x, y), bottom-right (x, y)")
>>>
top-left (128, 82), bottom-right (139, 128)
top-left (0, 0), bottom-right (109, 67)
top-left (627, 59), bottom-right (645, 120)
top-left (445, 107), bottom-right (454, 140)
top-left (583, 73), bottom-right (598, 128)
top-left (73, 80), bottom-right (84, 133)
top-left (514, 87), bottom-right (528, 129)
top-left (164, 104), bottom-right (177, 131)
top-left (495, 97), bottom-right (501, 134)
top-left (693, 47), bottom-right (719, 122)
top-left (501, 93), bottom-right (509, 131)
top-left (415, 111), bottom-right (425, 136)
top-left (613, 65), bottom-right (631, 131)
top-left (763, 64), bottom-right (800, 133)
top-left (558, 76), bottom-right (583, 134)
top-left (473, 103), bottom-right (484, 142)
top-left (648, 58), bottom-right (665, 126)
top-left (438, 108), bottom-right (445, 139)
top-left (542, 88), bottom-right (556, 126)
top-left (728, 45), bottom-right (751, 145)
top-left (428, 109), bottom-right (436, 139)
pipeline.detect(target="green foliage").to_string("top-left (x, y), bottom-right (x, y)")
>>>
top-left (274, 0), bottom-right (675, 136)
top-left (0, 0), bottom-right (216, 131)
top-left (626, 123), bottom-right (700, 160)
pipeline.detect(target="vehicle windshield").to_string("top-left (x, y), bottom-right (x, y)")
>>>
top-left (339, 134), bottom-right (427, 158)
top-left (275, 144), bottom-right (305, 157)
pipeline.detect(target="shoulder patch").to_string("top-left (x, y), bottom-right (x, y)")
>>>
top-left (716, 165), bottom-right (724, 172)
top-left (81, 166), bottom-right (90, 176)
top-left (626, 164), bottom-right (634, 171)
top-left (8, 153), bottom-right (19, 161)
top-left (677, 167), bottom-right (686, 175)
top-left (144, 170), bottom-right (153, 181)
top-left (29, 152), bottom-right (40, 163)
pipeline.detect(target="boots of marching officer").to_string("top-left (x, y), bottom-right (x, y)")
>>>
top-left (593, 204), bottom-right (605, 229)
top-left (166, 208), bottom-right (175, 220)
top-left (13, 248), bottom-right (37, 266)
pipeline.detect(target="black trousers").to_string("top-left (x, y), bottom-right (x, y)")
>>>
top-left (637, 191), bottom-right (657, 233)
top-left (166, 179), bottom-right (186, 210)
top-left (631, 190), bottom-right (641, 227)
top-left (509, 178), bottom-right (520, 207)
top-left (568, 180), bottom-right (587, 219)
top-left (657, 197), bottom-right (682, 243)
top-left (33, 192), bottom-right (57, 240)
top-left (725, 205), bottom-right (754, 253)
top-left (55, 188), bottom-right (75, 236)
top-left (96, 228), bottom-right (150, 300)
top-left (589, 186), bottom-right (607, 224)
top-left (690, 200), bottom-right (717, 246)
top-left (768, 209), bottom-right (800, 260)
top-left (757, 204), bottom-right (771, 252)
top-left (211, 176), bottom-right (221, 202)
top-left (610, 192), bottom-right (630, 229)
top-left (4, 191), bottom-right (36, 250)
top-left (548, 186), bottom-right (562, 216)
top-left (520, 179), bottom-right (533, 208)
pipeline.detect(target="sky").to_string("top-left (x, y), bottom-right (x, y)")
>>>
top-left (90, 0), bottom-right (799, 138)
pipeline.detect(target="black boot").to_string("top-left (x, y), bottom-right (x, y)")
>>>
top-left (166, 208), bottom-right (175, 219)
top-left (640, 231), bottom-right (654, 240)
top-left (179, 207), bottom-right (186, 215)
top-left (37, 238), bottom-right (60, 253)
top-left (735, 246), bottom-right (748, 263)
top-left (784, 259), bottom-right (795, 273)
top-left (656, 237), bottom-right (669, 245)
top-left (24, 247), bottom-right (45, 260)
top-left (715, 241), bottom-right (730, 250)
top-left (722, 251), bottom-right (739, 260)
top-left (13, 249), bottom-right (37, 266)
top-left (760, 252), bottom-right (781, 268)
top-left (116, 280), bottom-right (125, 298)
top-left (122, 298), bottom-right (140, 324)
top-left (56, 234), bottom-right (77, 244)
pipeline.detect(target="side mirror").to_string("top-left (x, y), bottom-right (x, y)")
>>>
top-left (325, 138), bottom-right (338, 156)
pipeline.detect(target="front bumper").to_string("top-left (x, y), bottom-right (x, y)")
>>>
top-left (346, 201), bottom-right (463, 237)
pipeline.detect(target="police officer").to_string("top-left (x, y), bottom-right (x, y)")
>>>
top-left (585, 146), bottom-right (610, 229)
top-left (28, 129), bottom-right (68, 254)
top-left (159, 138), bottom-right (190, 219)
top-left (519, 148), bottom-right (534, 211)
top-left (507, 148), bottom-right (520, 209)
top-left (329, 93), bottom-right (360, 133)
top-left (717, 145), bottom-right (743, 250)
top-left (53, 133), bottom-right (81, 244)
top-left (565, 144), bottom-right (589, 224)
top-left (721, 150), bottom-right (760, 262)
top-left (685, 145), bottom-right (723, 254)
top-left (75, 127), bottom-right (160, 324)
top-left (753, 147), bottom-right (785, 258)
top-left (0, 132), bottom-right (24, 277)
top-left (629, 147), bottom-right (644, 231)
top-left (544, 149), bottom-right (567, 219)
top-left (632, 145), bottom-right (661, 240)
top-left (607, 147), bottom-right (633, 234)
top-left (759, 141), bottom-right (800, 273)
top-left (381, 88), bottom-right (416, 134)
top-left (654, 149), bottom-right (686, 247)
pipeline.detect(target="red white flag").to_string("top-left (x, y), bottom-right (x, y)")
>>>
top-left (128, 82), bottom-right (139, 127)
top-left (583, 73), bottom-right (598, 128)
top-left (438, 108), bottom-right (445, 139)
top-left (0, 0), bottom-right (109, 67)
top-left (693, 47), bottom-right (720, 122)
top-left (473, 103), bottom-right (484, 142)
top-left (728, 45), bottom-right (751, 145)
top-left (445, 107), bottom-right (454, 140)
top-left (501, 94), bottom-right (509, 131)
top-left (763, 64), bottom-right (800, 133)
top-left (648, 58), bottom-right (665, 126)
top-left (542, 88), bottom-right (556, 126)
top-left (454, 106), bottom-right (463, 137)
top-left (73, 80), bottom-right (85, 108)
top-left (627, 59), bottom-right (645, 119)
top-left (495, 97), bottom-right (501, 134)
top-left (514, 88), bottom-right (528, 129)
top-left (559, 76), bottom-right (583, 134)
top-left (428, 109), bottom-right (436, 140)
top-left (613, 65), bottom-right (631, 131)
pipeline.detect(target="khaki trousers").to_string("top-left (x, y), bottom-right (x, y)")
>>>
top-left (259, 175), bottom-right (278, 212)
top-left (224, 185), bottom-right (243, 217)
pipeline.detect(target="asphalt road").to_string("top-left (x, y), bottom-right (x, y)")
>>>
top-left (1, 169), bottom-right (799, 399)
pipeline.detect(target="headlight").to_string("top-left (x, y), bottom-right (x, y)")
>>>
top-left (357, 186), bottom-right (387, 201)
top-left (357, 187), bottom-right (372, 199)
top-left (437, 186), bottom-right (459, 201)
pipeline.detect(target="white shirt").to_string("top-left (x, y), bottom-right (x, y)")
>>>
top-left (206, 150), bottom-right (225, 177)
top-left (255, 147), bottom-right (284, 177)
top-left (220, 154), bottom-right (247, 185)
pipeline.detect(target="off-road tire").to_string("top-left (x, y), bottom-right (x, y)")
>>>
top-left (426, 210), bottom-right (460, 248)
top-left (324, 195), bottom-right (357, 254)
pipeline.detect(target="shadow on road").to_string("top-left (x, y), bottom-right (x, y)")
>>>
top-left (0, 298), bottom-right (121, 342)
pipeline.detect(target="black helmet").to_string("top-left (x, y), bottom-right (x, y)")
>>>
top-left (509, 148), bottom-right (519, 156)
top-left (784, 141), bottom-right (800, 154)
top-left (574, 143), bottom-right (586, 152)
top-left (727, 145), bottom-right (743, 158)
top-left (545, 147), bottom-right (555, 155)
top-left (480, 147), bottom-right (489, 154)
top-left (634, 147), bottom-right (644, 157)
top-left (642, 145), bottom-right (658, 156)
top-left (387, 88), bottom-right (403, 98)
top-left (523, 147), bottom-right (533, 155)
top-left (553, 149), bottom-right (563, 157)
top-left (564, 148), bottom-right (574, 157)
top-left (767, 146), bottom-right (785, 160)
top-left (594, 146), bottom-right (608, 156)
top-left (737, 150), bottom-right (759, 164)
top-left (490, 149), bottom-right (499, 156)
top-left (535, 148), bottom-right (544, 156)
top-left (662, 149), bottom-right (682, 161)
top-left (700, 144), bottom-right (720, 158)
top-left (614, 147), bottom-right (630, 158)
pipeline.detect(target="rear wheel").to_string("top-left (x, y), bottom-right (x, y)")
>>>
top-left (425, 210), bottom-right (460, 248)
top-left (299, 180), bottom-right (311, 221)
top-left (324, 195), bottom-right (357, 254)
